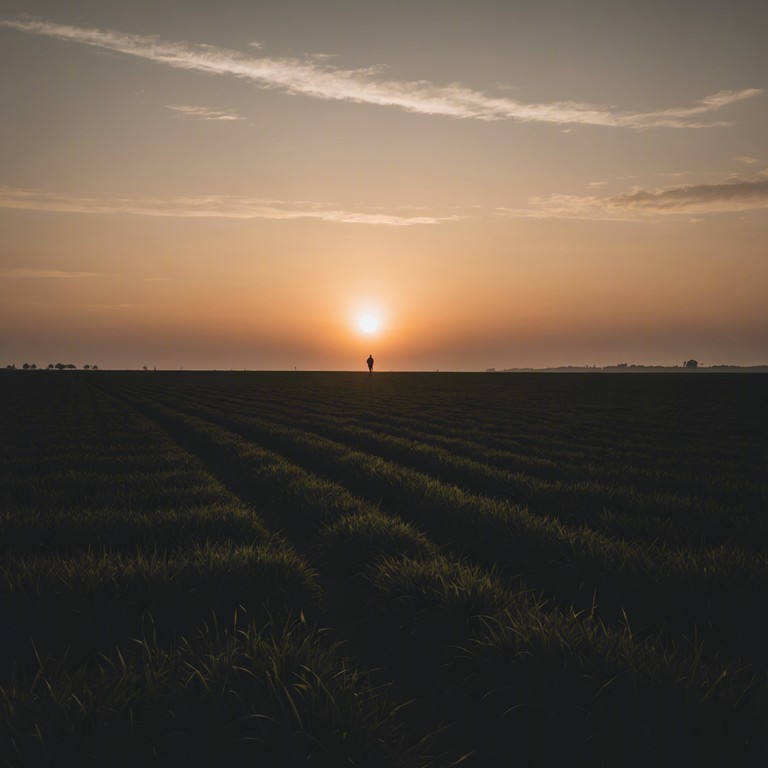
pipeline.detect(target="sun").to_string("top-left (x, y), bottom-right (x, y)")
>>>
top-left (358, 313), bottom-right (380, 334)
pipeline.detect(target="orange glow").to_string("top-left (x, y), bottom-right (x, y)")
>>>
top-left (0, 8), bottom-right (766, 371)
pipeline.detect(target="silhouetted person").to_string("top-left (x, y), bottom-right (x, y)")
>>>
top-left (367, 354), bottom-right (374, 373)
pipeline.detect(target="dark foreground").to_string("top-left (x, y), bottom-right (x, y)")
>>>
top-left (1, 371), bottom-right (767, 766)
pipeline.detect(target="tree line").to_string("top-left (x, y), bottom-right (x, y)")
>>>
top-left (5, 363), bottom-right (99, 370)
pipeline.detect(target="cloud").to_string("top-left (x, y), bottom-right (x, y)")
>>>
top-left (20, 301), bottom-right (178, 309)
top-left (0, 17), bottom-right (761, 128)
top-left (0, 186), bottom-right (452, 226)
top-left (511, 178), bottom-right (768, 220)
top-left (608, 179), bottom-right (768, 212)
top-left (166, 104), bottom-right (243, 120)
top-left (733, 156), bottom-right (760, 165)
top-left (0, 268), bottom-right (113, 278)
top-left (71, 303), bottom-right (178, 309)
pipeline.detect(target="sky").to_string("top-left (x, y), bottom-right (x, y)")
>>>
top-left (1, 0), bottom-right (766, 371)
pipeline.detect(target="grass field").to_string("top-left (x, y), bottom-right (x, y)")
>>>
top-left (1, 370), bottom-right (766, 766)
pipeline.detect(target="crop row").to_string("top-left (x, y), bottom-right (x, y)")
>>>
top-left (1, 382), bottom-right (425, 765)
top-left (112, 377), bottom-right (768, 667)
top-left (101, 381), bottom-right (766, 765)
top-left (130, 372), bottom-right (766, 552)
top-left (3, 374), bottom-right (767, 766)
top-left (1, 384), bottom-right (321, 662)
top-left (140, 371), bottom-right (765, 487)
top-left (179, 374), bottom-right (753, 500)
top-left (164, 380), bottom-right (765, 550)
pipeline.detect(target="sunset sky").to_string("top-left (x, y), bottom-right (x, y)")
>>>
top-left (1, 0), bottom-right (766, 371)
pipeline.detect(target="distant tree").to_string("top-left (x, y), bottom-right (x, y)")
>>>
top-left (143, 365), bottom-right (148, 371)
top-left (22, 363), bottom-right (29, 370)
top-left (5, 364), bottom-right (15, 369)
top-left (83, 364), bottom-right (91, 370)
top-left (55, 363), bottom-right (65, 370)
top-left (66, 363), bottom-right (76, 370)
top-left (30, 363), bottom-right (37, 369)
top-left (683, 359), bottom-right (699, 368)
top-left (47, 363), bottom-right (54, 370)
top-left (92, 365), bottom-right (98, 370)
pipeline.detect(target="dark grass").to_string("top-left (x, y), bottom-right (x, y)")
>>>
top-left (0, 542), bottom-right (323, 671)
top-left (116, 376), bottom-right (768, 666)
top-left (1, 370), bottom-right (767, 767)
top-left (1, 619), bottom-right (434, 768)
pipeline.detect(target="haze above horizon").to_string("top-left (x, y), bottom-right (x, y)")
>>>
top-left (1, 0), bottom-right (766, 371)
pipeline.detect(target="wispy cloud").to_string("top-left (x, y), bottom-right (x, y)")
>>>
top-left (733, 156), bottom-right (760, 165)
top-left (21, 301), bottom-right (178, 309)
top-left (504, 178), bottom-right (768, 220)
top-left (606, 178), bottom-right (768, 213)
top-left (0, 268), bottom-right (114, 279)
top-left (71, 303), bottom-right (179, 309)
top-left (0, 17), bottom-right (761, 128)
top-left (166, 104), bottom-right (243, 121)
top-left (0, 186), bottom-right (452, 226)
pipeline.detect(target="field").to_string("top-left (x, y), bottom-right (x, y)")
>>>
top-left (1, 370), bottom-right (767, 767)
